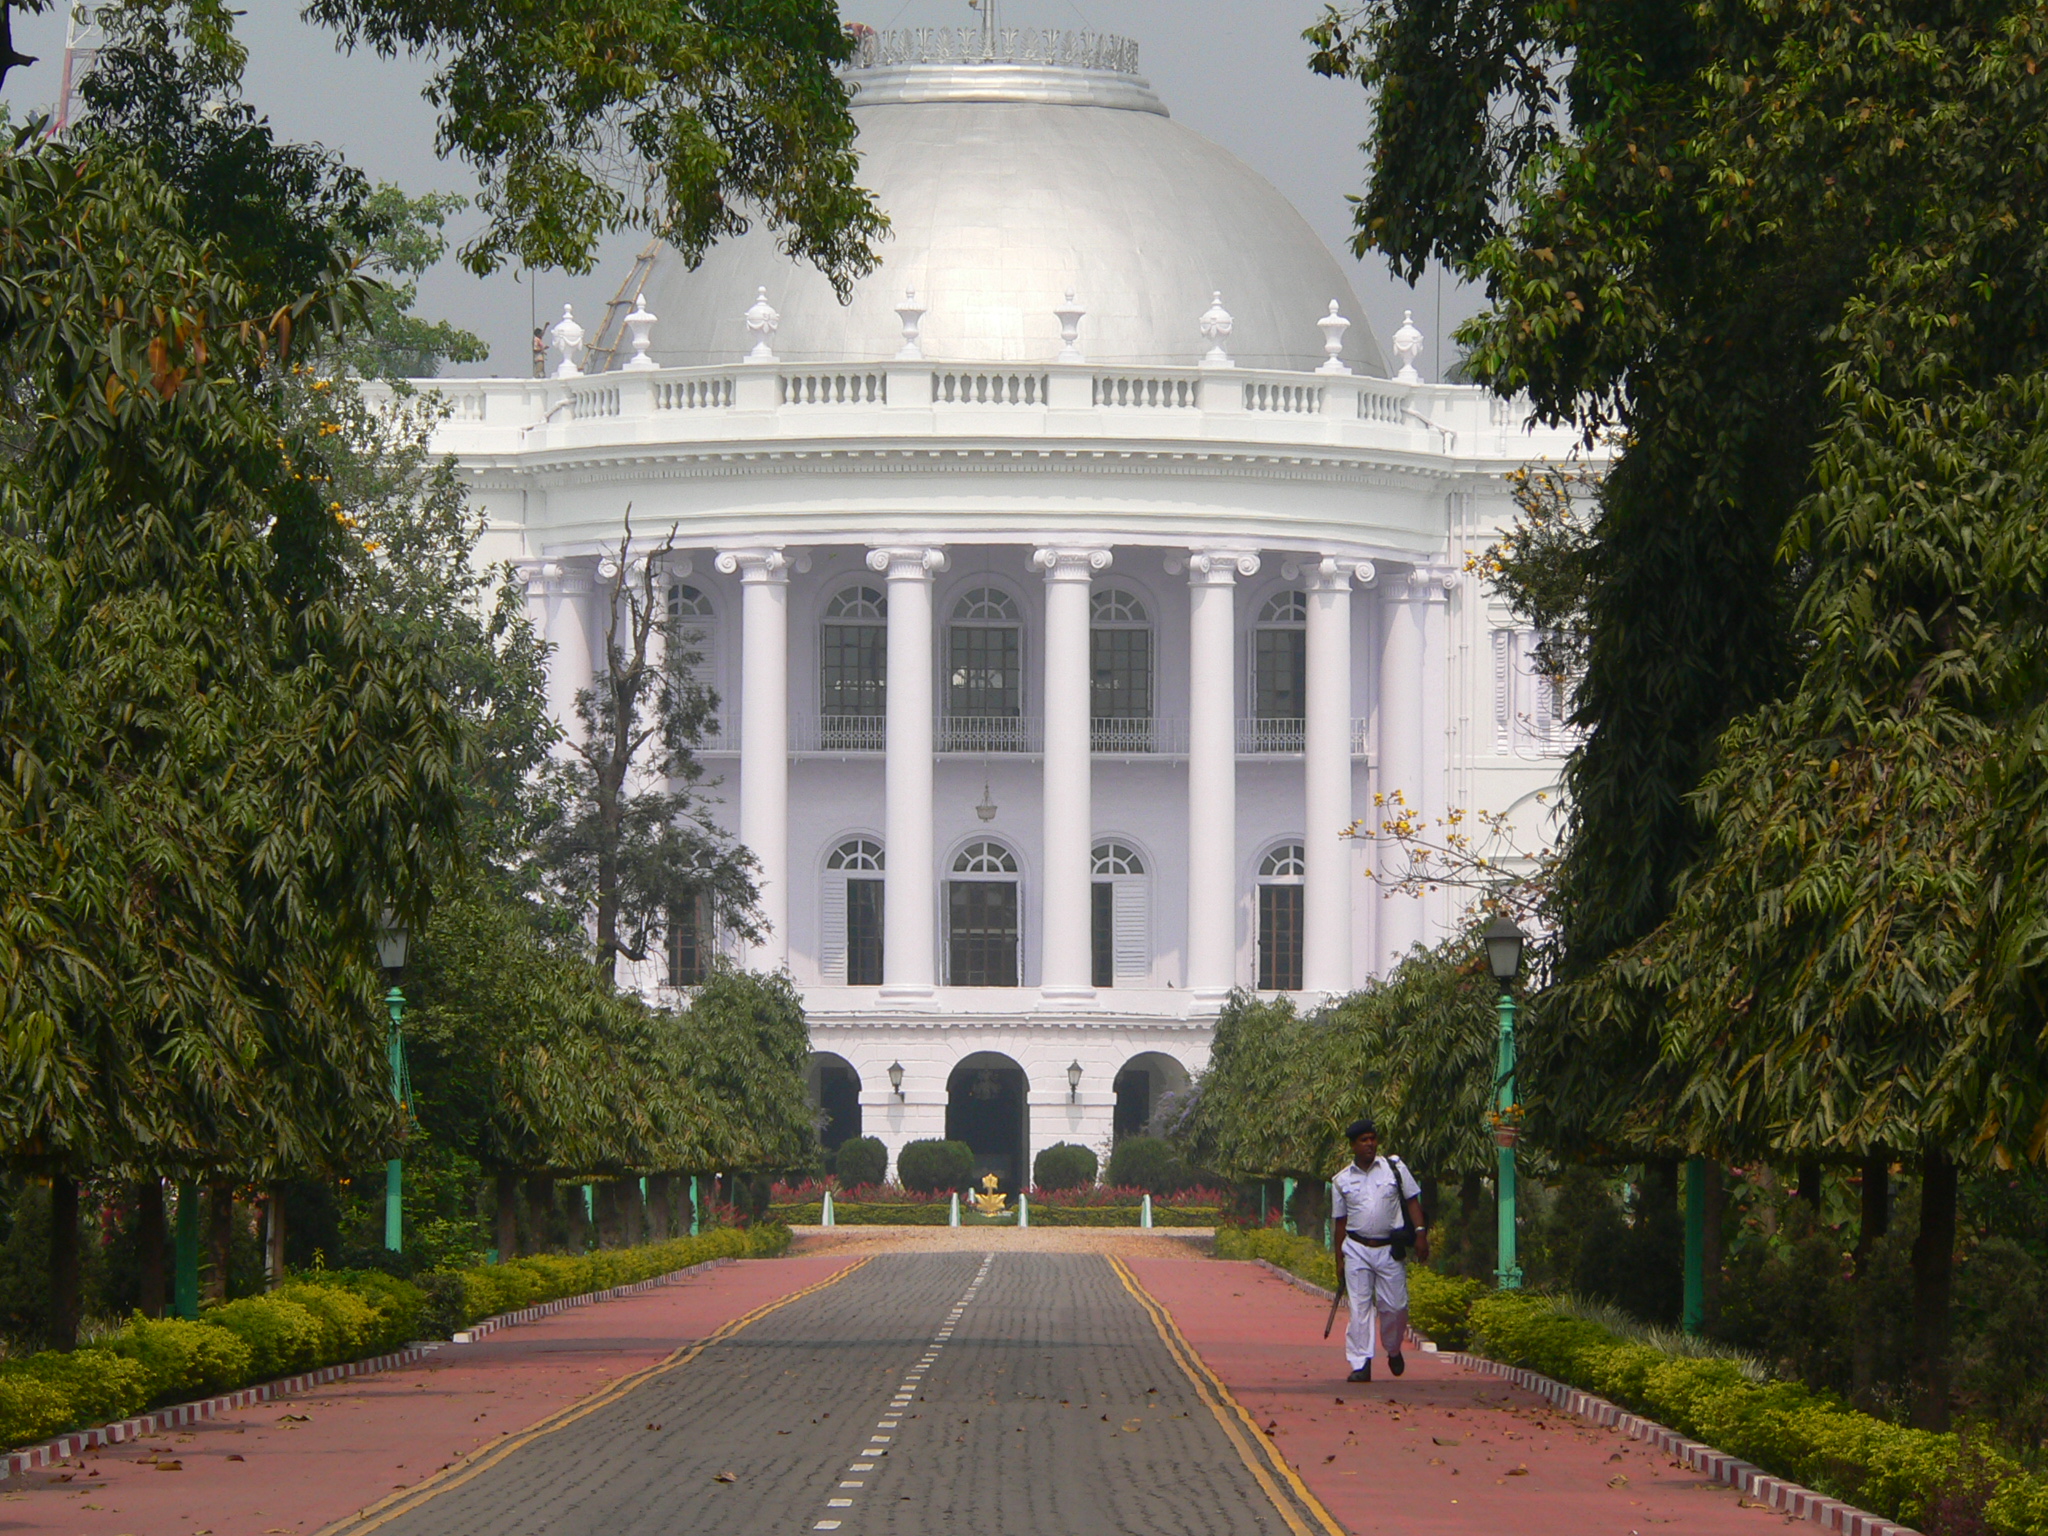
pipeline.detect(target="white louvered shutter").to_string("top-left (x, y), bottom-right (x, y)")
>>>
top-left (1112, 878), bottom-right (1150, 985)
top-left (1527, 633), bottom-right (1554, 749)
top-left (821, 876), bottom-right (847, 984)
top-left (1493, 630), bottom-right (1512, 753)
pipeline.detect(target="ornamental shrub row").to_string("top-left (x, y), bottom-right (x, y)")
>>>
top-left (0, 1226), bottom-right (788, 1453)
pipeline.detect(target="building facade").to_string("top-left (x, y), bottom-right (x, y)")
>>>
top-left (413, 27), bottom-right (1587, 1187)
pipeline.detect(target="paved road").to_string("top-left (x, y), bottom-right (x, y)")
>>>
top-left (324, 1252), bottom-right (1330, 1536)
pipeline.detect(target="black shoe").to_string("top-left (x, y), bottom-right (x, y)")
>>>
top-left (1347, 1363), bottom-right (1372, 1383)
top-left (1388, 1353), bottom-right (1406, 1377)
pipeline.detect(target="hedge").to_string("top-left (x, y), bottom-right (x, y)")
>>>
top-left (1, 1224), bottom-right (789, 1453)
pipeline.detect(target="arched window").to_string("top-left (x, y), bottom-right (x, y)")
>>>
top-left (947, 587), bottom-right (1024, 750)
top-left (949, 839), bottom-right (1020, 986)
top-left (1256, 842), bottom-right (1305, 991)
top-left (1251, 590), bottom-right (1308, 751)
top-left (821, 584), bottom-right (887, 751)
top-left (1091, 841), bottom-right (1151, 988)
top-left (667, 890), bottom-right (714, 987)
top-left (1090, 588), bottom-right (1154, 751)
top-left (822, 837), bottom-right (884, 985)
top-left (666, 583), bottom-right (718, 709)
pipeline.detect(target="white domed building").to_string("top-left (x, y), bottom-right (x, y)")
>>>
top-left (421, 25), bottom-right (1587, 1187)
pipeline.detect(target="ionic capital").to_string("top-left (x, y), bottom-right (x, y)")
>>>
top-left (715, 546), bottom-right (803, 583)
top-left (1283, 555), bottom-right (1376, 591)
top-left (866, 546), bottom-right (950, 580)
top-left (1383, 563), bottom-right (1458, 603)
top-left (1030, 546), bottom-right (1114, 581)
top-left (1169, 548), bottom-right (1261, 585)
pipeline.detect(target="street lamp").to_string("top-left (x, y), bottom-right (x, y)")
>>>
top-left (1481, 912), bottom-right (1525, 1290)
top-left (888, 1060), bottom-right (905, 1100)
top-left (1067, 1060), bottom-right (1083, 1103)
top-left (377, 912), bottom-right (411, 1255)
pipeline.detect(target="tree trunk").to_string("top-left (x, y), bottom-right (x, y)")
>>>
top-left (1701, 1159), bottom-right (1725, 1330)
top-left (264, 1185), bottom-right (286, 1290)
top-left (49, 1174), bottom-right (80, 1351)
top-left (1908, 1149), bottom-right (1957, 1431)
top-left (678, 1175), bottom-right (697, 1237)
top-left (648, 1174), bottom-right (672, 1241)
top-left (593, 1181), bottom-right (621, 1249)
top-left (494, 1172), bottom-right (520, 1260)
top-left (567, 1184), bottom-right (593, 1250)
top-left (1850, 1147), bottom-right (1890, 1410)
top-left (526, 1175), bottom-right (557, 1253)
top-left (205, 1182), bottom-right (234, 1303)
top-left (135, 1179), bottom-right (167, 1319)
top-left (1796, 1155), bottom-right (1823, 1211)
top-left (1855, 1146), bottom-right (1891, 1268)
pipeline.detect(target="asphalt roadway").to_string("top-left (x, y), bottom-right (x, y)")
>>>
top-left (321, 1251), bottom-right (1335, 1536)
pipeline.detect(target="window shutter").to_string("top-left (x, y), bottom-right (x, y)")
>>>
top-left (1113, 878), bottom-right (1150, 985)
top-left (1492, 630), bottom-right (1512, 753)
top-left (821, 876), bottom-right (847, 984)
top-left (1527, 632), bottom-right (1554, 747)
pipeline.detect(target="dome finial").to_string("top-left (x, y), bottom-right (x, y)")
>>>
top-left (895, 289), bottom-right (926, 361)
top-left (1316, 300), bottom-right (1353, 375)
top-left (549, 303), bottom-right (586, 378)
top-left (621, 292), bottom-right (658, 371)
top-left (1054, 291), bottom-right (1086, 364)
top-left (744, 286), bottom-right (780, 364)
top-left (1392, 308), bottom-right (1424, 384)
top-left (1198, 291), bottom-right (1234, 368)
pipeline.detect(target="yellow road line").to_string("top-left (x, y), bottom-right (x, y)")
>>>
top-left (315, 1257), bottom-right (873, 1536)
top-left (1108, 1255), bottom-right (1349, 1536)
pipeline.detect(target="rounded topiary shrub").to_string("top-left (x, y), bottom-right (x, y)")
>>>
top-left (832, 1136), bottom-right (888, 1188)
top-left (1107, 1135), bottom-right (1191, 1196)
top-left (1033, 1142), bottom-right (1099, 1192)
top-left (896, 1139), bottom-right (975, 1193)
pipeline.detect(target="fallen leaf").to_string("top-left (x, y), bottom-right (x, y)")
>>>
top-left (227, 1454), bottom-right (246, 1462)
top-left (1508, 1466), bottom-right (1529, 1476)
top-left (714, 1471), bottom-right (737, 1484)
top-left (1324, 1455), bottom-right (1337, 1464)
top-left (1432, 1436), bottom-right (1462, 1446)
top-left (154, 1460), bottom-right (184, 1471)
top-left (1428, 1457), bottom-right (1444, 1466)
top-left (1609, 1475), bottom-right (1630, 1488)
top-left (1121, 1419), bottom-right (1142, 1433)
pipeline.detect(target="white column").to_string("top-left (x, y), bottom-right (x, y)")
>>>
top-left (1184, 549), bottom-right (1259, 1004)
top-left (1303, 556), bottom-right (1371, 996)
top-left (716, 548), bottom-right (793, 971)
top-left (541, 563), bottom-right (593, 749)
top-left (1376, 566), bottom-right (1432, 972)
top-left (1032, 547), bottom-right (1110, 998)
top-left (869, 546), bottom-right (948, 997)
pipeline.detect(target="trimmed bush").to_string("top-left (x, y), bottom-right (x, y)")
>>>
top-left (832, 1137), bottom-right (888, 1188)
top-left (205, 1294), bottom-right (326, 1378)
top-left (451, 1224), bottom-right (787, 1327)
top-left (288, 1268), bottom-right (427, 1353)
top-left (1032, 1142), bottom-right (1099, 1191)
top-left (896, 1139), bottom-right (974, 1194)
top-left (102, 1315), bottom-right (253, 1400)
top-left (1106, 1136), bottom-right (1192, 1196)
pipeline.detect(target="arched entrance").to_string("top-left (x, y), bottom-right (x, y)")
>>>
top-left (1114, 1052), bottom-right (1191, 1142)
top-left (807, 1053), bottom-right (862, 1153)
top-left (946, 1053), bottom-right (1029, 1190)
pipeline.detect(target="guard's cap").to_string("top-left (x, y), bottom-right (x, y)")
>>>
top-left (1344, 1117), bottom-right (1378, 1141)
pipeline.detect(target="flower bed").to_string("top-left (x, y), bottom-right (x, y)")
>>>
top-left (0, 1225), bottom-right (788, 1453)
top-left (1212, 1225), bottom-right (2048, 1535)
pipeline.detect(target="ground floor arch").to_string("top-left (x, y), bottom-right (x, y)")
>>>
top-left (1114, 1051), bottom-right (1192, 1142)
top-left (946, 1052), bottom-right (1029, 1191)
top-left (807, 1052), bottom-right (862, 1153)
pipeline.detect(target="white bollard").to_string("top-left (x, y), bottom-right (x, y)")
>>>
top-left (949, 1191), bottom-right (960, 1228)
top-left (822, 1190), bottom-right (835, 1227)
top-left (1141, 1193), bottom-right (1153, 1229)
top-left (1019, 1193), bottom-right (1029, 1229)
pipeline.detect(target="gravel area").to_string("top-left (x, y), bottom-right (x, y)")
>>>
top-left (787, 1224), bottom-right (1215, 1258)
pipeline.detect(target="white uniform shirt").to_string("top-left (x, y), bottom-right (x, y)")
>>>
top-left (1331, 1155), bottom-right (1421, 1239)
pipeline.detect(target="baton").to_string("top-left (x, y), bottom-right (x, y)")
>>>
top-left (1324, 1257), bottom-right (1346, 1339)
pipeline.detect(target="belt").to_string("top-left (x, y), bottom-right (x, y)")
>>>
top-left (1346, 1234), bottom-right (1395, 1247)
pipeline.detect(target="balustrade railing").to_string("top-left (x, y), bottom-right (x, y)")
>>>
top-left (656, 376), bottom-right (733, 410)
top-left (1239, 717), bottom-right (1306, 754)
top-left (1093, 373), bottom-right (1198, 408)
top-left (781, 370), bottom-right (886, 405)
top-left (569, 384), bottom-right (621, 420)
top-left (938, 714), bottom-right (1041, 754)
top-left (848, 27), bottom-right (1140, 73)
top-left (932, 370), bottom-right (1049, 405)
top-left (1243, 381), bottom-right (1322, 414)
top-left (769, 713), bottom-right (1366, 758)
top-left (793, 713), bottom-right (887, 753)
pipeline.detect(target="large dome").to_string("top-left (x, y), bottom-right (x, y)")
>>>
top-left (618, 30), bottom-right (1385, 376)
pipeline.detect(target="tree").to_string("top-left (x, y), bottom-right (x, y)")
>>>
top-left (533, 524), bottom-right (760, 983)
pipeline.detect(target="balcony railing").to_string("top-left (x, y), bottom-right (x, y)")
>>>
top-left (781, 714), bottom-right (1372, 757)
top-left (938, 714), bottom-right (1041, 754)
top-left (1091, 716), bottom-right (1187, 754)
top-left (1239, 717), bottom-right (1305, 754)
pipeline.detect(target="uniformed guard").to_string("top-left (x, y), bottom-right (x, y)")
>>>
top-left (1329, 1116), bottom-right (1427, 1382)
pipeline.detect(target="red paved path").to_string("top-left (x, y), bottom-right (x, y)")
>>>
top-left (0, 1256), bottom-right (860, 1536)
top-left (1130, 1257), bottom-right (1794, 1536)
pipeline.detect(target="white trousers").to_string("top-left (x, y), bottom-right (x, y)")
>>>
top-left (1342, 1240), bottom-right (1409, 1369)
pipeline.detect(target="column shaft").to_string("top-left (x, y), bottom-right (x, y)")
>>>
top-left (1376, 570), bottom-right (1429, 971)
top-left (1035, 548), bottom-right (1108, 997)
top-left (871, 547), bottom-right (947, 995)
top-left (719, 549), bottom-right (791, 970)
top-left (1303, 560), bottom-right (1358, 994)
top-left (543, 567), bottom-right (592, 746)
top-left (1186, 550), bottom-right (1256, 1001)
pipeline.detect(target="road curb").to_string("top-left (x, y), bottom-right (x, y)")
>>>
top-left (3, 1253), bottom-right (744, 1481)
top-left (1246, 1257), bottom-right (1920, 1536)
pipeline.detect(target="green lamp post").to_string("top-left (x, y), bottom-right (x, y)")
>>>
top-left (376, 914), bottom-right (412, 1254)
top-left (1481, 912), bottom-right (1526, 1291)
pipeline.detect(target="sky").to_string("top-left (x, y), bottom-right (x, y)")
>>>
top-left (1, 0), bottom-right (1487, 379)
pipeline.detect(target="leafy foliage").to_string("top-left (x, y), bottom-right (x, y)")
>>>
top-left (895, 1140), bottom-right (974, 1194)
top-left (1031, 1142), bottom-right (1098, 1192)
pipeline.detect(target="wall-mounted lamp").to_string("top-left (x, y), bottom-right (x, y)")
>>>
top-left (888, 1060), bottom-right (905, 1099)
top-left (1067, 1060), bottom-right (1083, 1103)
